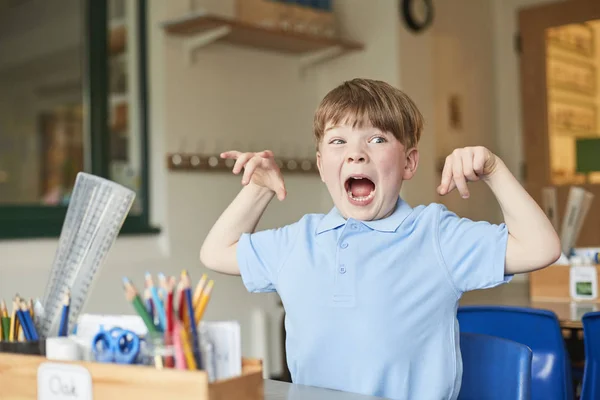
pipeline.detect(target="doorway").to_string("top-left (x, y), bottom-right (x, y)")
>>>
top-left (519, 0), bottom-right (600, 248)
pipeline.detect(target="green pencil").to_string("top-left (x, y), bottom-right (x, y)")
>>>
top-left (1, 299), bottom-right (9, 340)
top-left (122, 277), bottom-right (158, 333)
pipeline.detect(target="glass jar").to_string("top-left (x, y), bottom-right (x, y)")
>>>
top-left (140, 331), bottom-right (176, 369)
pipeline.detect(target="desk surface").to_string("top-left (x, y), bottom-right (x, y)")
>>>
top-left (265, 380), bottom-right (386, 400)
top-left (460, 281), bottom-right (598, 329)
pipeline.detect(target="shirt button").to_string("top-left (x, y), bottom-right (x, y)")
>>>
top-left (351, 224), bottom-right (358, 230)
top-left (339, 266), bottom-right (346, 274)
top-left (340, 242), bottom-right (348, 249)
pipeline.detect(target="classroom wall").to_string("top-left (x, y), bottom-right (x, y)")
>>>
top-left (430, 0), bottom-right (501, 224)
top-left (0, 0), bottom-right (563, 375)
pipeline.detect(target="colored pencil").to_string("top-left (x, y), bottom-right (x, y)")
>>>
top-left (58, 291), bottom-right (70, 337)
top-left (181, 271), bottom-right (201, 367)
top-left (1, 300), bottom-right (9, 341)
top-left (194, 280), bottom-right (214, 323)
top-left (172, 321), bottom-right (187, 370)
top-left (20, 301), bottom-right (38, 341)
top-left (192, 274), bottom-right (208, 307)
top-left (15, 300), bottom-right (31, 341)
top-left (145, 273), bottom-right (166, 332)
top-left (8, 298), bottom-right (17, 342)
top-left (144, 288), bottom-right (154, 324)
top-left (122, 277), bottom-right (158, 334)
top-left (164, 276), bottom-right (176, 368)
top-left (178, 319), bottom-right (197, 370)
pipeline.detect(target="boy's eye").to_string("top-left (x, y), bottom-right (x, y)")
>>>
top-left (330, 139), bottom-right (345, 145)
top-left (370, 136), bottom-right (386, 144)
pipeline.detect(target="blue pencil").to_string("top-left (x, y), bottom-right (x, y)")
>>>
top-left (58, 292), bottom-right (70, 337)
top-left (20, 302), bottom-right (39, 341)
top-left (15, 305), bottom-right (32, 341)
top-left (182, 271), bottom-right (201, 368)
top-left (145, 273), bottom-right (166, 332)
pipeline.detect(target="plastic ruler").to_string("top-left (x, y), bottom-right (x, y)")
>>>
top-left (36, 172), bottom-right (135, 338)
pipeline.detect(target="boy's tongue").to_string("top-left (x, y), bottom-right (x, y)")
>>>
top-left (350, 179), bottom-right (375, 197)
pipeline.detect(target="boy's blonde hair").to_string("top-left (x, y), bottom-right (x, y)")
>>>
top-left (313, 78), bottom-right (423, 150)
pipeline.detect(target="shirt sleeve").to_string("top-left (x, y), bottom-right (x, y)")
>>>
top-left (436, 205), bottom-right (511, 294)
top-left (236, 221), bottom-right (301, 293)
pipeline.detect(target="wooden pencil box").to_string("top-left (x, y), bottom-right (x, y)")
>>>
top-left (529, 263), bottom-right (600, 302)
top-left (0, 353), bottom-right (264, 400)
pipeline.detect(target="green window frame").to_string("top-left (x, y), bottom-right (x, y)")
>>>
top-left (0, 0), bottom-right (159, 239)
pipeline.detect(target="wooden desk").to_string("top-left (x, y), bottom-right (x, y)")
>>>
top-left (265, 379), bottom-right (387, 399)
top-left (460, 281), bottom-right (599, 329)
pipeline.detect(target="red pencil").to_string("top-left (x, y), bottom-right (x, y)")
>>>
top-left (166, 276), bottom-right (175, 334)
top-left (165, 276), bottom-right (176, 368)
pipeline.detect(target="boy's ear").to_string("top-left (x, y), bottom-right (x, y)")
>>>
top-left (402, 148), bottom-right (419, 180)
top-left (316, 151), bottom-right (325, 182)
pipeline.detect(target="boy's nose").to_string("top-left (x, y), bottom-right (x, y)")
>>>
top-left (346, 152), bottom-right (369, 163)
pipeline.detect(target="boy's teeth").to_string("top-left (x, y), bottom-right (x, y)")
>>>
top-left (347, 190), bottom-right (375, 202)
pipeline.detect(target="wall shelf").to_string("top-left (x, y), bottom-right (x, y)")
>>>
top-left (167, 153), bottom-right (319, 174)
top-left (162, 11), bottom-right (364, 67)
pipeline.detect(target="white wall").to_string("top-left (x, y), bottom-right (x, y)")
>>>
top-left (397, 14), bottom-right (437, 207)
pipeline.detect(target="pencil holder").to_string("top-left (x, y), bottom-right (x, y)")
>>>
top-left (140, 331), bottom-right (176, 368)
top-left (0, 339), bottom-right (46, 356)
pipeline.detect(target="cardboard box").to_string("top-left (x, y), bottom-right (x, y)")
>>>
top-left (235, 0), bottom-right (336, 37)
top-left (529, 263), bottom-right (600, 302)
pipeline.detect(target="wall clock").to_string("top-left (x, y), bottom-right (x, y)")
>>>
top-left (401, 0), bottom-right (434, 33)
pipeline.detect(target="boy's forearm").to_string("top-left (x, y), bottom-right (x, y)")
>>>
top-left (200, 183), bottom-right (275, 274)
top-left (484, 160), bottom-right (561, 274)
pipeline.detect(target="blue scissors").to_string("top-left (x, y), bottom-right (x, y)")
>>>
top-left (91, 326), bottom-right (140, 364)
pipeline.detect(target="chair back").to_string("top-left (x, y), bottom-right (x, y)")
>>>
top-left (580, 311), bottom-right (600, 400)
top-left (459, 332), bottom-right (532, 400)
top-left (458, 305), bottom-right (574, 400)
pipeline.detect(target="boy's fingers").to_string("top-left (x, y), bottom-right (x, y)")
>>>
top-left (220, 150), bottom-right (241, 159)
top-left (232, 152), bottom-right (254, 174)
top-left (461, 152), bottom-right (478, 182)
top-left (241, 156), bottom-right (261, 184)
top-left (472, 150), bottom-right (486, 176)
top-left (438, 156), bottom-right (453, 195)
top-left (276, 180), bottom-right (287, 200)
top-left (452, 155), bottom-right (469, 198)
top-left (446, 180), bottom-right (457, 194)
top-left (258, 150), bottom-right (274, 158)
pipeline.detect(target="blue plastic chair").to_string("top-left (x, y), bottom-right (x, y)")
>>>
top-left (580, 311), bottom-right (600, 400)
top-left (458, 305), bottom-right (574, 400)
top-left (459, 332), bottom-right (532, 400)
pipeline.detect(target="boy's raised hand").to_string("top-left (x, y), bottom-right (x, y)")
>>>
top-left (220, 150), bottom-right (287, 201)
top-left (437, 146), bottom-right (501, 199)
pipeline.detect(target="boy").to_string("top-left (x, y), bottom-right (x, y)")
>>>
top-left (200, 78), bottom-right (560, 399)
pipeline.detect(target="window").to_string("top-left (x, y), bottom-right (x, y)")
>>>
top-left (0, 0), bottom-right (157, 239)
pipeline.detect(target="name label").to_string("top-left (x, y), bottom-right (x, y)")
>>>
top-left (38, 362), bottom-right (93, 400)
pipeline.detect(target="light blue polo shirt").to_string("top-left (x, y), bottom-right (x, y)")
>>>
top-left (237, 197), bottom-right (510, 400)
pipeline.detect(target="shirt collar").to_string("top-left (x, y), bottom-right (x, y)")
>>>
top-left (316, 197), bottom-right (413, 234)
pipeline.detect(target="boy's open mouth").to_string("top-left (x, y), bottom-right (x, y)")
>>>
top-left (345, 175), bottom-right (376, 205)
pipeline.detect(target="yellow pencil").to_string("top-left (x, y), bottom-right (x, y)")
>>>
top-left (8, 299), bottom-right (17, 342)
top-left (178, 321), bottom-right (197, 370)
top-left (192, 273), bottom-right (208, 306)
top-left (29, 298), bottom-right (34, 319)
top-left (194, 280), bottom-right (214, 323)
